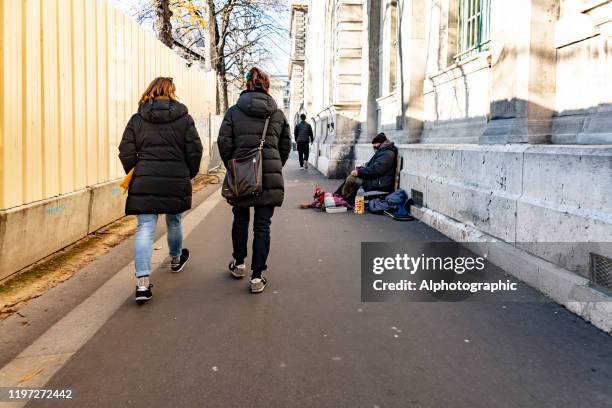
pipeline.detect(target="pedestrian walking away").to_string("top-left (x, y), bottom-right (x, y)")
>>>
top-left (218, 67), bottom-right (292, 293)
top-left (119, 77), bottom-right (203, 304)
top-left (294, 113), bottom-right (314, 169)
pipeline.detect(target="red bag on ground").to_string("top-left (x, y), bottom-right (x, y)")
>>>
top-left (307, 187), bottom-right (352, 209)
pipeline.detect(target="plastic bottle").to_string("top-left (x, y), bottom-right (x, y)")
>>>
top-left (355, 187), bottom-right (365, 214)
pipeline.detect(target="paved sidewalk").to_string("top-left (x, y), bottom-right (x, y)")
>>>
top-left (13, 158), bottom-right (612, 407)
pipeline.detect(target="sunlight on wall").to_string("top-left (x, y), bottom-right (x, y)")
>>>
top-left (0, 0), bottom-right (215, 210)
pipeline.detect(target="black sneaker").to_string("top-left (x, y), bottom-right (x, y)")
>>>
top-left (135, 284), bottom-right (153, 304)
top-left (171, 248), bottom-right (190, 273)
top-left (229, 260), bottom-right (246, 279)
top-left (250, 276), bottom-right (267, 293)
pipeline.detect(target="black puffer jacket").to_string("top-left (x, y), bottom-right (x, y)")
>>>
top-left (357, 140), bottom-right (398, 192)
top-left (218, 90), bottom-right (291, 207)
top-left (294, 120), bottom-right (313, 143)
top-left (119, 99), bottom-right (203, 215)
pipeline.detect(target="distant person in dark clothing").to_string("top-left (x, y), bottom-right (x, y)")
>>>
top-left (294, 114), bottom-right (314, 169)
top-left (335, 132), bottom-right (398, 204)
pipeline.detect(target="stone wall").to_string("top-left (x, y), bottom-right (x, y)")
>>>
top-left (552, 0), bottom-right (612, 145)
top-left (0, 181), bottom-right (125, 282)
top-left (421, 56), bottom-right (490, 143)
top-left (355, 141), bottom-right (612, 262)
top-left (289, 4), bottom-right (308, 125)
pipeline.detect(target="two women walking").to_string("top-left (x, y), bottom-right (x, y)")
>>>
top-left (119, 68), bottom-right (290, 303)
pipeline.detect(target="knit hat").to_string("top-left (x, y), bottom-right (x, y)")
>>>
top-left (372, 133), bottom-right (387, 144)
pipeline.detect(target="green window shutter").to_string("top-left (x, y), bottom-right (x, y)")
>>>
top-left (456, 0), bottom-right (491, 61)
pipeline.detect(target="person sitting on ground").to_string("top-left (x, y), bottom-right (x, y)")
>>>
top-left (294, 113), bottom-right (314, 169)
top-left (335, 132), bottom-right (398, 204)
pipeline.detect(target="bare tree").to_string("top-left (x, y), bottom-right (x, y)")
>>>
top-left (152, 0), bottom-right (174, 48)
top-left (206, 0), bottom-right (232, 114)
top-left (134, 0), bottom-right (208, 62)
top-left (135, 0), bottom-right (289, 114)
top-left (206, 0), bottom-right (288, 113)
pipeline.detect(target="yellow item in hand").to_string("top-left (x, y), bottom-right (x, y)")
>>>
top-left (120, 168), bottom-right (135, 194)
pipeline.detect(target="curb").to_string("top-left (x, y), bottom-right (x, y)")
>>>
top-left (0, 190), bottom-right (224, 407)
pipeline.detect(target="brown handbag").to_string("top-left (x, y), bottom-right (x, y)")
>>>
top-left (222, 117), bottom-right (270, 203)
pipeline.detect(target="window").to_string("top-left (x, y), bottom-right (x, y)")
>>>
top-left (379, 0), bottom-right (398, 95)
top-left (456, 0), bottom-right (491, 61)
top-left (389, 1), bottom-right (398, 91)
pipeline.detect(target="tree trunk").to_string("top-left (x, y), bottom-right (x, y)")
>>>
top-left (216, 72), bottom-right (228, 114)
top-left (207, 0), bottom-right (230, 114)
top-left (153, 0), bottom-right (173, 48)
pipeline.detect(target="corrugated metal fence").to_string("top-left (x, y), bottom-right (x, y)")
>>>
top-left (0, 0), bottom-right (217, 211)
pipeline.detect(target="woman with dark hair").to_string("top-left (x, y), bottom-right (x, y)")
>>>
top-left (217, 67), bottom-right (292, 293)
top-left (119, 77), bottom-right (203, 304)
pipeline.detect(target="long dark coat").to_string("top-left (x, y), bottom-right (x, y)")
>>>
top-left (217, 90), bottom-right (291, 207)
top-left (119, 99), bottom-right (203, 215)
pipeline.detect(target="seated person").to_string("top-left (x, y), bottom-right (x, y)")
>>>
top-left (335, 133), bottom-right (398, 203)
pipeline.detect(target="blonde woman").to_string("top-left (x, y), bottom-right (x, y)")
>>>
top-left (119, 77), bottom-right (203, 304)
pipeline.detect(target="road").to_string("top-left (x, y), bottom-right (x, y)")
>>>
top-left (4, 158), bottom-right (612, 408)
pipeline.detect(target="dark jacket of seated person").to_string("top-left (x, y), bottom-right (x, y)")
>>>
top-left (357, 139), bottom-right (398, 192)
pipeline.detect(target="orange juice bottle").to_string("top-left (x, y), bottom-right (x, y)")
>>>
top-left (354, 187), bottom-right (365, 214)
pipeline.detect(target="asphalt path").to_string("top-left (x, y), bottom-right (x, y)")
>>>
top-left (20, 158), bottom-right (612, 408)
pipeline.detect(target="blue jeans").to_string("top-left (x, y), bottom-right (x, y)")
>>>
top-left (134, 213), bottom-right (183, 278)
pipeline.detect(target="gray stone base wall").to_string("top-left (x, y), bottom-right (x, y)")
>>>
top-left (398, 143), bottom-right (612, 275)
top-left (422, 116), bottom-right (487, 144)
top-left (310, 142), bottom-right (355, 179)
top-left (309, 105), bottom-right (361, 178)
top-left (0, 180), bottom-right (128, 282)
top-left (314, 142), bottom-right (612, 279)
top-left (352, 142), bottom-right (612, 332)
top-left (382, 142), bottom-right (612, 332)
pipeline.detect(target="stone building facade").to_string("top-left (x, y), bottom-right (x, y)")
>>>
top-left (289, 3), bottom-right (308, 125)
top-left (291, 0), bottom-right (612, 331)
top-left (270, 75), bottom-right (291, 118)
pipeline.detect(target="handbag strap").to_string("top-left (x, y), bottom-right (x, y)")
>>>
top-left (259, 117), bottom-right (271, 149)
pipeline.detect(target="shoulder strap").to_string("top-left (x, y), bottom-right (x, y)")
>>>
top-left (259, 117), bottom-right (271, 149)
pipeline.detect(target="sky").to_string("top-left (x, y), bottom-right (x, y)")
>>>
top-left (106, 0), bottom-right (291, 76)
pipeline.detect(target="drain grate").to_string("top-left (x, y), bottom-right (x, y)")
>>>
top-left (411, 189), bottom-right (424, 208)
top-left (591, 253), bottom-right (612, 292)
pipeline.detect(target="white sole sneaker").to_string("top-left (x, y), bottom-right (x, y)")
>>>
top-left (135, 285), bottom-right (153, 304)
top-left (171, 249), bottom-right (190, 273)
top-left (171, 258), bottom-right (189, 273)
top-left (250, 277), bottom-right (267, 293)
top-left (229, 261), bottom-right (246, 279)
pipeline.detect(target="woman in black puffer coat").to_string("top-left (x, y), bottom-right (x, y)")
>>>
top-left (218, 67), bottom-right (291, 293)
top-left (119, 77), bottom-right (203, 304)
